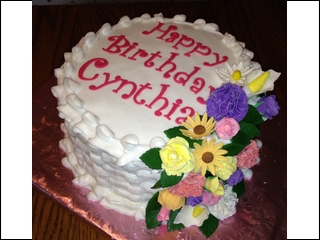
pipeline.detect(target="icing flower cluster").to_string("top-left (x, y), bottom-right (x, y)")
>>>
top-left (140, 82), bottom-right (280, 238)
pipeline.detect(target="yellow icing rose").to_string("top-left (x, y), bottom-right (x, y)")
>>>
top-left (205, 177), bottom-right (224, 196)
top-left (160, 137), bottom-right (195, 176)
top-left (215, 156), bottom-right (237, 180)
top-left (158, 188), bottom-right (185, 211)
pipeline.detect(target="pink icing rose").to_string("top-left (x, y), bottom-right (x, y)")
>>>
top-left (236, 140), bottom-right (260, 168)
top-left (157, 206), bottom-right (170, 222)
top-left (202, 190), bottom-right (221, 206)
top-left (215, 117), bottom-right (240, 140)
top-left (169, 172), bottom-right (206, 197)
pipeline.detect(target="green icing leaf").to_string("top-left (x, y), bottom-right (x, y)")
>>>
top-left (164, 126), bottom-right (186, 139)
top-left (140, 148), bottom-right (162, 170)
top-left (233, 179), bottom-right (245, 198)
top-left (239, 122), bottom-right (261, 139)
top-left (151, 179), bottom-right (162, 189)
top-left (222, 143), bottom-right (245, 156)
top-left (231, 130), bottom-right (251, 146)
top-left (167, 208), bottom-right (184, 232)
top-left (241, 105), bottom-right (264, 126)
top-left (160, 171), bottom-right (183, 188)
top-left (199, 213), bottom-right (219, 238)
top-left (145, 192), bottom-right (162, 229)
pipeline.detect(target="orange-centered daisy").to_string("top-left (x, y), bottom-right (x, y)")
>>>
top-left (192, 138), bottom-right (228, 176)
top-left (180, 113), bottom-right (215, 140)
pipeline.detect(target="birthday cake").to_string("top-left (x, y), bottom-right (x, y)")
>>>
top-left (51, 13), bottom-right (280, 238)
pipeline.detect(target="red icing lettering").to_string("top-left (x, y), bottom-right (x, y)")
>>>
top-left (190, 77), bottom-right (205, 94)
top-left (164, 99), bottom-right (183, 120)
top-left (155, 52), bottom-right (179, 78)
top-left (176, 107), bottom-right (195, 124)
top-left (185, 42), bottom-right (211, 57)
top-left (76, 22), bottom-right (234, 124)
top-left (142, 22), bottom-right (178, 40)
top-left (120, 42), bottom-right (138, 57)
top-left (174, 67), bottom-right (201, 86)
top-left (164, 32), bottom-right (180, 43)
top-left (103, 35), bottom-right (136, 54)
top-left (209, 85), bottom-right (216, 94)
top-left (112, 77), bottom-right (137, 99)
top-left (196, 85), bottom-right (215, 104)
top-left (78, 58), bottom-right (109, 81)
top-left (196, 96), bottom-right (207, 105)
top-left (172, 34), bottom-right (195, 50)
top-left (128, 49), bottom-right (148, 60)
top-left (103, 35), bottom-right (148, 61)
top-left (145, 84), bottom-right (170, 116)
top-left (89, 73), bottom-right (121, 90)
top-left (204, 53), bottom-right (228, 67)
top-left (133, 83), bottom-right (153, 105)
top-left (144, 51), bottom-right (162, 68)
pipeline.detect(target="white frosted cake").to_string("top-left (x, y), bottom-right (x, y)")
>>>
top-left (51, 13), bottom-right (280, 238)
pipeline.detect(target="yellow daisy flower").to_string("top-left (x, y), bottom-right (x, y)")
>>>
top-left (180, 112), bottom-right (215, 140)
top-left (192, 138), bottom-right (228, 176)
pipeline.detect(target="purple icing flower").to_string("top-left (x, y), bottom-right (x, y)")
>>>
top-left (186, 196), bottom-right (202, 206)
top-left (206, 83), bottom-right (248, 122)
top-left (226, 169), bottom-right (244, 186)
top-left (257, 95), bottom-right (280, 119)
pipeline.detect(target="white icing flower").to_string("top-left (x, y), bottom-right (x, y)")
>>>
top-left (247, 95), bottom-right (261, 106)
top-left (216, 62), bottom-right (253, 86)
top-left (240, 168), bottom-right (253, 180)
top-left (208, 186), bottom-right (238, 220)
top-left (242, 68), bottom-right (281, 98)
top-left (173, 205), bottom-right (209, 227)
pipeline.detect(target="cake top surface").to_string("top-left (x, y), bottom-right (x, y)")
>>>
top-left (53, 13), bottom-right (280, 148)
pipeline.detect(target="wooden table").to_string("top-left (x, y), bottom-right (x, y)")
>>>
top-left (32, 1), bottom-right (287, 239)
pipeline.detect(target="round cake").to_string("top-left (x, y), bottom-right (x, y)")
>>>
top-left (51, 13), bottom-right (281, 238)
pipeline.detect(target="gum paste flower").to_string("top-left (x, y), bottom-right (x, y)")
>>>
top-left (180, 112), bottom-right (216, 140)
top-left (140, 78), bottom-right (280, 238)
top-left (192, 138), bottom-right (228, 176)
top-left (206, 82), bottom-right (248, 122)
top-left (216, 61), bottom-right (253, 86)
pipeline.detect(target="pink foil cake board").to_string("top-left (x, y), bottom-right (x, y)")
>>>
top-left (32, 76), bottom-right (287, 239)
